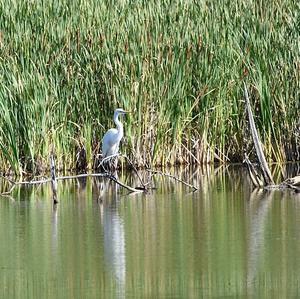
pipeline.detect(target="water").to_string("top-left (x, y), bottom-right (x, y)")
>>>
top-left (0, 166), bottom-right (300, 298)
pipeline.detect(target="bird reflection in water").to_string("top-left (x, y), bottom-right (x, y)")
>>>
top-left (97, 176), bottom-right (126, 297)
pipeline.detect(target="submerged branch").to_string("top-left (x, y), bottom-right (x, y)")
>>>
top-left (120, 154), bottom-right (151, 189)
top-left (58, 172), bottom-right (143, 193)
top-left (0, 184), bottom-right (16, 196)
top-left (97, 153), bottom-right (119, 169)
top-left (0, 172), bottom-right (143, 196)
top-left (106, 174), bottom-right (144, 193)
top-left (147, 169), bottom-right (198, 191)
top-left (0, 176), bottom-right (51, 186)
top-left (243, 154), bottom-right (264, 187)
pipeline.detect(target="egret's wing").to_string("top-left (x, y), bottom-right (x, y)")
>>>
top-left (102, 128), bottom-right (118, 157)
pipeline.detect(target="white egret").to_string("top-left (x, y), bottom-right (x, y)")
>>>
top-left (101, 108), bottom-right (130, 169)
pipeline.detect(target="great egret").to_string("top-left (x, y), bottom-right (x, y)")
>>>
top-left (101, 108), bottom-right (130, 169)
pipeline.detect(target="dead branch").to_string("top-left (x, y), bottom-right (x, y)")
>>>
top-left (243, 83), bottom-right (299, 191)
top-left (106, 174), bottom-right (144, 193)
top-left (50, 154), bottom-right (58, 204)
top-left (0, 171), bottom-right (143, 196)
top-left (244, 83), bottom-right (274, 185)
top-left (58, 173), bottom-right (143, 193)
top-left (57, 173), bottom-right (105, 180)
top-left (0, 184), bottom-right (16, 196)
top-left (98, 153), bottom-right (119, 168)
top-left (147, 169), bottom-right (198, 191)
top-left (98, 153), bottom-right (151, 190)
top-left (243, 154), bottom-right (264, 187)
top-left (284, 175), bottom-right (300, 187)
top-left (121, 154), bottom-right (151, 189)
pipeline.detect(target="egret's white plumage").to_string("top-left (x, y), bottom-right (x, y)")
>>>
top-left (102, 108), bottom-right (128, 159)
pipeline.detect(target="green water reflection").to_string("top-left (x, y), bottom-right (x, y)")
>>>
top-left (0, 166), bottom-right (300, 298)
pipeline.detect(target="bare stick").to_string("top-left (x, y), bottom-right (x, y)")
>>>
top-left (0, 184), bottom-right (16, 196)
top-left (0, 175), bottom-right (15, 185)
top-left (0, 176), bottom-right (50, 196)
top-left (13, 178), bottom-right (51, 185)
top-left (57, 173), bottom-right (106, 180)
top-left (243, 154), bottom-right (264, 187)
top-left (98, 153), bottom-right (119, 170)
top-left (107, 174), bottom-right (143, 193)
top-left (98, 153), bottom-right (150, 189)
top-left (147, 169), bottom-right (198, 191)
top-left (58, 173), bottom-right (143, 193)
top-left (121, 154), bottom-right (150, 188)
top-left (58, 172), bottom-right (143, 193)
top-left (181, 142), bottom-right (201, 164)
top-left (49, 154), bottom-right (58, 204)
top-left (244, 83), bottom-right (274, 185)
top-left (0, 171), bottom-right (143, 196)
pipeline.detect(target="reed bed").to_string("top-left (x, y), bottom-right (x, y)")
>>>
top-left (0, 0), bottom-right (299, 175)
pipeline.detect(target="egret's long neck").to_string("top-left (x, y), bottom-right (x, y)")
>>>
top-left (114, 113), bottom-right (123, 136)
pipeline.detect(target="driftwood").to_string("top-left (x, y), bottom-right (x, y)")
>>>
top-left (243, 83), bottom-right (299, 192)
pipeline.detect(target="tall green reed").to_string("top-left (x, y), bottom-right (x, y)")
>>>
top-left (0, 0), bottom-right (298, 174)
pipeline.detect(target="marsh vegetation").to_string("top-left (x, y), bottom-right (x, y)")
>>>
top-left (0, 0), bottom-right (299, 175)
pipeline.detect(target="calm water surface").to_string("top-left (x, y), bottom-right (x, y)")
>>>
top-left (0, 165), bottom-right (300, 298)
